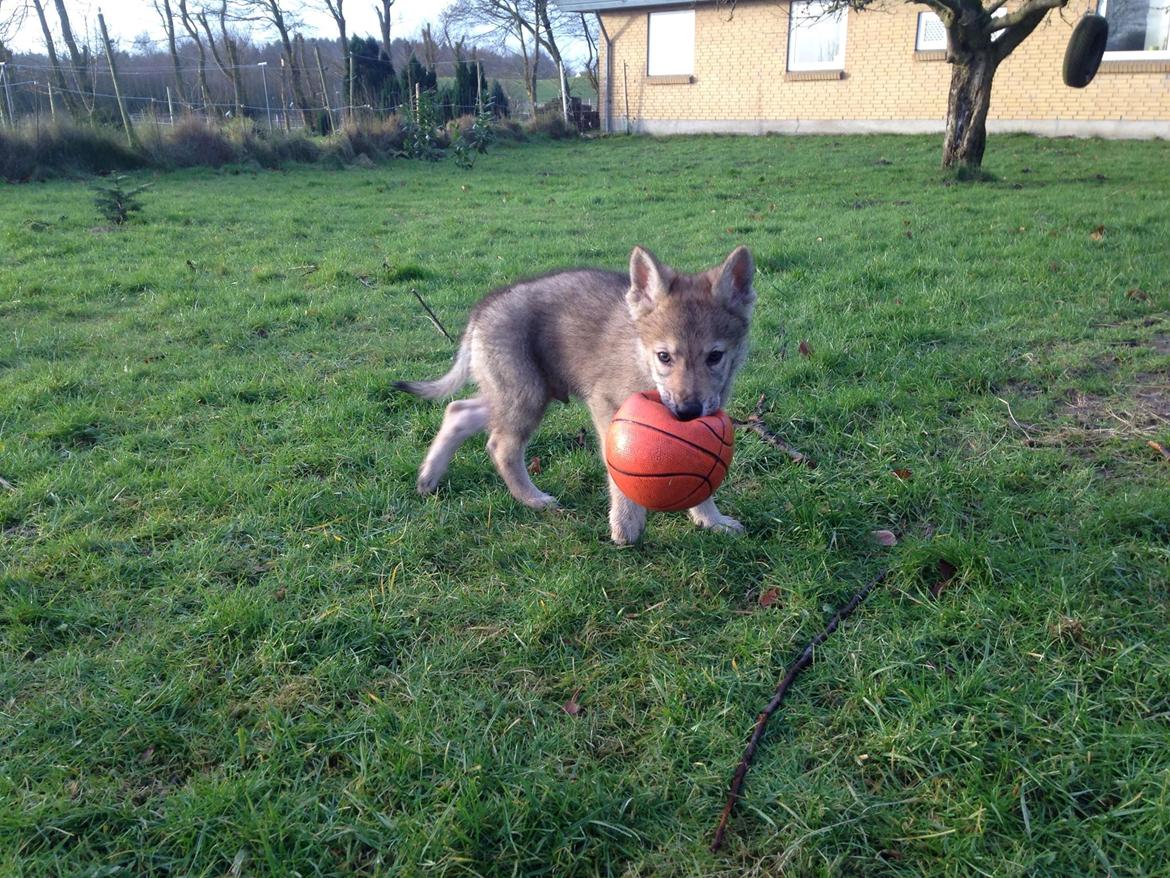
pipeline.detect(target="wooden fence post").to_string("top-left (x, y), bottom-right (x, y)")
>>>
top-left (313, 46), bottom-right (333, 131)
top-left (98, 11), bottom-right (139, 149)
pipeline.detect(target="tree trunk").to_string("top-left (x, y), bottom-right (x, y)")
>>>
top-left (376, 0), bottom-right (393, 61)
top-left (942, 49), bottom-right (996, 169)
top-left (535, 0), bottom-right (569, 121)
top-left (30, 0), bottom-right (77, 117)
top-left (52, 0), bottom-right (94, 113)
top-left (156, 0), bottom-right (189, 107)
top-left (178, 0), bottom-right (213, 114)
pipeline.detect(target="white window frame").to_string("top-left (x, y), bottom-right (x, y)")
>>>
top-left (647, 9), bottom-right (696, 77)
top-left (916, 11), bottom-right (948, 51)
top-left (787, 0), bottom-right (848, 72)
top-left (1097, 0), bottom-right (1170, 60)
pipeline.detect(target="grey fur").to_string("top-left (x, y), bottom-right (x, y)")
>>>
top-left (397, 246), bottom-right (756, 544)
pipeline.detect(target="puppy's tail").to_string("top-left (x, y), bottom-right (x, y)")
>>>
top-left (394, 333), bottom-right (473, 400)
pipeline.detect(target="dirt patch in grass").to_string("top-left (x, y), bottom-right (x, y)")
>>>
top-left (1027, 372), bottom-right (1170, 452)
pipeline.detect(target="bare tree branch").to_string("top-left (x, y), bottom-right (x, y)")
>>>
top-left (153, 0), bottom-right (189, 105)
top-left (988, 0), bottom-right (1068, 32)
top-left (374, 0), bottom-right (393, 60)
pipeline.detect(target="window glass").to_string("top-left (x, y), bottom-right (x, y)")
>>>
top-left (648, 10), bottom-right (696, 76)
top-left (917, 12), bottom-right (947, 51)
top-left (788, 0), bottom-right (847, 71)
top-left (1100, 0), bottom-right (1170, 55)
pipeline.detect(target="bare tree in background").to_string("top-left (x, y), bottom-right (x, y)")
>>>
top-left (153, 0), bottom-right (189, 106)
top-left (198, 2), bottom-right (245, 116)
top-left (314, 0), bottom-right (349, 73)
top-left (29, 0), bottom-right (77, 115)
top-left (374, 0), bottom-right (393, 60)
top-left (0, 0), bottom-right (27, 44)
top-left (239, 0), bottom-right (315, 127)
top-left (578, 12), bottom-right (598, 96)
top-left (443, 0), bottom-right (543, 112)
top-left (52, 0), bottom-right (94, 113)
top-left (177, 0), bottom-right (212, 112)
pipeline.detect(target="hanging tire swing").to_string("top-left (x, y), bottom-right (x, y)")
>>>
top-left (1063, 14), bottom-right (1109, 88)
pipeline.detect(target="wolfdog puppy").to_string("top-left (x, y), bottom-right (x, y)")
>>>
top-left (396, 245), bottom-right (756, 544)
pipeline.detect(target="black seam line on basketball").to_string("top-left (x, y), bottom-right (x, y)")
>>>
top-left (672, 478), bottom-right (710, 510)
top-left (606, 461), bottom-right (714, 489)
top-left (697, 418), bottom-right (733, 447)
top-left (609, 419), bottom-right (723, 463)
top-left (704, 452), bottom-right (723, 484)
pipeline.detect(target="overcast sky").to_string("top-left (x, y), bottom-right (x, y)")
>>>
top-left (6, 0), bottom-right (452, 54)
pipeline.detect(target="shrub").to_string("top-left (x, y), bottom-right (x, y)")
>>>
top-left (153, 116), bottom-right (236, 168)
top-left (0, 121), bottom-right (142, 181)
top-left (335, 116), bottom-right (406, 162)
top-left (524, 112), bottom-right (577, 141)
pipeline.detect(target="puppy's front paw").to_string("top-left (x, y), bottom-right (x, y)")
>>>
top-left (610, 502), bottom-right (647, 545)
top-left (523, 491), bottom-right (559, 510)
top-left (688, 499), bottom-right (744, 535)
top-left (417, 470), bottom-right (440, 495)
top-left (697, 513), bottom-right (744, 535)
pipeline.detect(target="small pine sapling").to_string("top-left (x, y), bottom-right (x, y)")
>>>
top-left (93, 175), bottom-right (151, 225)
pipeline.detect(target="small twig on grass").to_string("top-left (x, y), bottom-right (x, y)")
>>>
top-left (409, 287), bottom-right (455, 345)
top-left (733, 394), bottom-right (816, 468)
top-left (710, 568), bottom-right (889, 853)
top-left (0, 474), bottom-right (14, 492)
top-left (997, 396), bottom-right (1036, 440)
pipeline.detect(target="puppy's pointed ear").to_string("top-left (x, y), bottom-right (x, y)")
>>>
top-left (713, 245), bottom-right (756, 316)
top-left (626, 246), bottom-right (671, 319)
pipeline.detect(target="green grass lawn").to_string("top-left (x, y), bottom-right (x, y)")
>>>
top-left (2, 133), bottom-right (1169, 876)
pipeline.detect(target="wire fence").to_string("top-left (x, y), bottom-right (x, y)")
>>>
top-left (0, 58), bottom-right (599, 132)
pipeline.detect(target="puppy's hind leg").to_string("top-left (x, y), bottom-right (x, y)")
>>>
top-left (485, 393), bottom-right (557, 510)
top-left (417, 397), bottom-right (489, 495)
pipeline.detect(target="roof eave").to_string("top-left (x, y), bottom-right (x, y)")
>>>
top-left (552, 0), bottom-right (710, 12)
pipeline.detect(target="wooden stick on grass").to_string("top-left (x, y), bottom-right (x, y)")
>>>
top-left (710, 569), bottom-right (889, 853)
top-left (733, 394), bottom-right (816, 469)
top-left (409, 287), bottom-right (455, 345)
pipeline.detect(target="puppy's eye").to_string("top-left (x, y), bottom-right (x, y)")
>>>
top-left (707, 350), bottom-right (724, 366)
top-left (656, 351), bottom-right (672, 365)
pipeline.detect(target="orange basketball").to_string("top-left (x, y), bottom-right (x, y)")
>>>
top-left (605, 390), bottom-right (734, 512)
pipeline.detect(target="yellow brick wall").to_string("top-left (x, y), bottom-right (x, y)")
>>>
top-left (596, 0), bottom-right (1170, 132)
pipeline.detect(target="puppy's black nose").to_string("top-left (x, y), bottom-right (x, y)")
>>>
top-left (676, 401), bottom-right (703, 421)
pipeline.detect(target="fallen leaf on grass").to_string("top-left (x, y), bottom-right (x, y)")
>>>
top-left (892, 468), bottom-right (912, 480)
top-left (1090, 225), bottom-right (1105, 241)
top-left (562, 690), bottom-right (583, 716)
top-left (872, 529), bottom-right (898, 547)
top-left (1149, 440), bottom-right (1170, 462)
top-left (798, 339), bottom-right (814, 358)
top-left (528, 456), bottom-right (542, 474)
top-left (758, 588), bottom-right (780, 608)
top-left (931, 559), bottom-right (958, 598)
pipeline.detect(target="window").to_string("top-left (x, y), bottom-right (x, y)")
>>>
top-left (916, 11), bottom-right (947, 51)
top-left (788, 0), bottom-right (847, 71)
top-left (1099, 0), bottom-right (1170, 59)
top-left (647, 10), bottom-right (695, 76)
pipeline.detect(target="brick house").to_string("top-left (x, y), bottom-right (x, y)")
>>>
top-left (554, 0), bottom-right (1170, 138)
